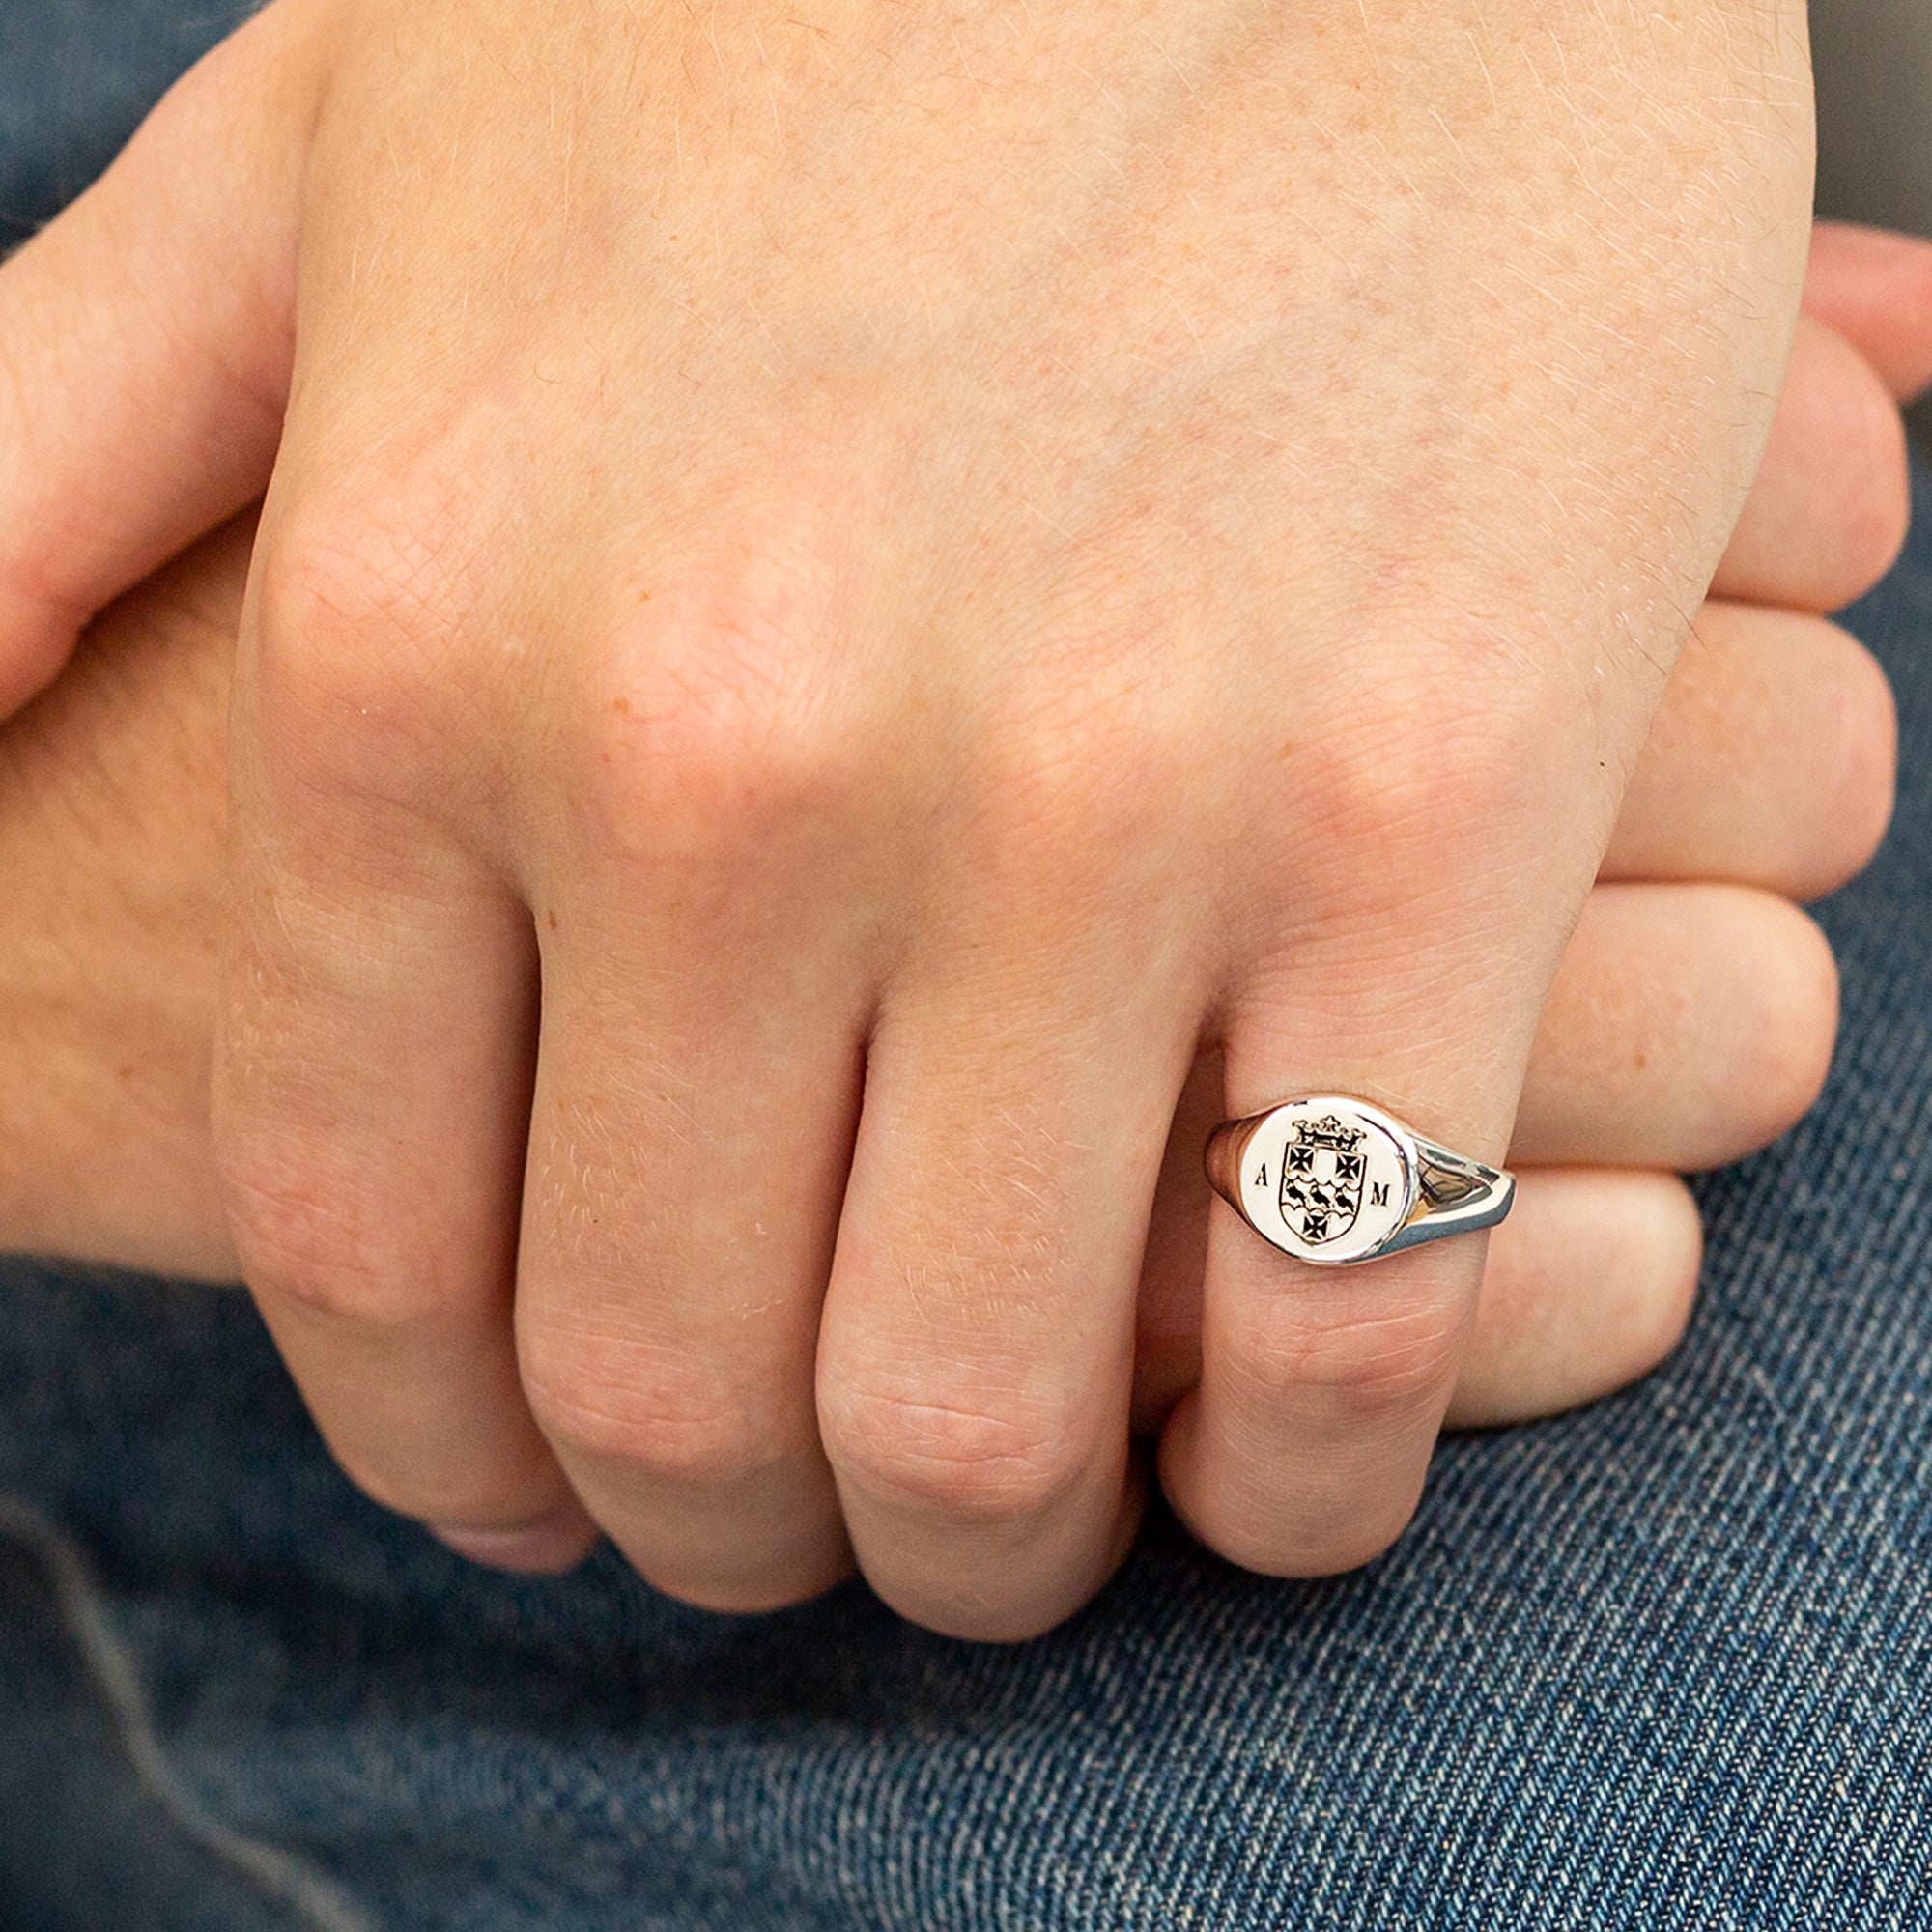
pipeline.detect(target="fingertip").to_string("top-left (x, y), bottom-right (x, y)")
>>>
top-left (1624, 1174), bottom-right (1704, 1374)
top-left (1825, 340), bottom-right (1913, 606)
top-left (1522, 883), bottom-right (1841, 1174)
top-left (1716, 314), bottom-right (1912, 612)
top-left (432, 1506), bottom-right (602, 1576)
top-left (1804, 222), bottom-right (1932, 404)
top-left (1445, 1169), bottom-right (1701, 1429)
top-left (1798, 626), bottom-right (1898, 899)
top-left (1715, 893), bottom-right (1840, 1165)
top-left (1607, 606), bottom-right (1898, 900)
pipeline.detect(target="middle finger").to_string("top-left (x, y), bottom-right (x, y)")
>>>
top-left (817, 890), bottom-right (1202, 1642)
top-left (514, 863), bottom-right (868, 1613)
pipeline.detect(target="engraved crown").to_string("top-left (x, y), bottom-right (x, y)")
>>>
top-left (1291, 1114), bottom-right (1365, 1153)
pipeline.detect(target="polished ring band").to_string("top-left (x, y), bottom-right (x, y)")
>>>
top-left (1205, 1094), bottom-right (1514, 1266)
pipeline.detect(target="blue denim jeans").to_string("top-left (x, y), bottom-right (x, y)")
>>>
top-left (6, 9), bottom-right (1932, 1929)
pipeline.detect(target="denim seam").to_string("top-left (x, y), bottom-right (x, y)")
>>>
top-left (0, 1494), bottom-right (374, 1932)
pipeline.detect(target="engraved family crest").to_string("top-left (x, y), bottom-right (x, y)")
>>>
top-left (1280, 1114), bottom-right (1368, 1246)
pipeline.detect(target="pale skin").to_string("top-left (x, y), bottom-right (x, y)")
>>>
top-left (1, 216), bottom-right (1923, 1627)
top-left (0, 0), bottom-right (1889, 1638)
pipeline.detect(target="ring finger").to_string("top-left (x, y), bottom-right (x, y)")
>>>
top-left (1131, 881), bottom-right (1839, 1438)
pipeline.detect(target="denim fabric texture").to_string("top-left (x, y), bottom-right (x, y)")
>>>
top-left (0, 0), bottom-right (256, 244)
top-left (5, 5), bottom-right (1932, 1927)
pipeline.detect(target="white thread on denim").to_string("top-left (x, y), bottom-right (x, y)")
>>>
top-left (0, 1495), bottom-right (374, 1932)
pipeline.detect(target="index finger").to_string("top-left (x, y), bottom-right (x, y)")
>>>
top-left (0, 10), bottom-right (306, 711)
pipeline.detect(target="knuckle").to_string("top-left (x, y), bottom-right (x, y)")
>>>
top-left (521, 1327), bottom-right (789, 1491)
top-left (567, 536), bottom-right (867, 869)
top-left (1734, 895), bottom-right (1840, 1138)
top-left (216, 1142), bottom-right (432, 1333)
top-left (1227, 1292), bottom-right (1467, 1415)
top-left (923, 668), bottom-right (1215, 929)
top-left (250, 474), bottom-right (481, 794)
top-left (820, 1370), bottom-right (1094, 1526)
top-left (1196, 1464), bottom-right (1424, 1579)
top-left (971, 668), bottom-right (1200, 863)
top-left (1282, 672), bottom-right (1553, 908)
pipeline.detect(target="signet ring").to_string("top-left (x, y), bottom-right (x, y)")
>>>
top-left (1205, 1095), bottom-right (1514, 1266)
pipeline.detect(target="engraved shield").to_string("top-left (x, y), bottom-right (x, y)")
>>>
top-left (1279, 1117), bottom-right (1367, 1246)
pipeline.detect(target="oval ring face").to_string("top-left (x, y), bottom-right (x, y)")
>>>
top-left (1234, 1097), bottom-right (1418, 1264)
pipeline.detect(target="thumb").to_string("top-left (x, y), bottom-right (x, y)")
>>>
top-left (0, 7), bottom-right (312, 714)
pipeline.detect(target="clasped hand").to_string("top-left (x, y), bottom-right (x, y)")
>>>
top-left (0, 0), bottom-right (1864, 1638)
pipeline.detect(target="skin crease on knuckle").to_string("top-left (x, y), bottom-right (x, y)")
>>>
top-left (517, 1273), bottom-right (849, 1608)
top-left (1162, 1248), bottom-right (1476, 1583)
top-left (518, 1316), bottom-right (804, 1498)
top-left (1214, 1281), bottom-right (1470, 1426)
top-left (818, 1358), bottom-right (1107, 1534)
top-left (1179, 1400), bottom-right (1440, 1578)
top-left (214, 1147), bottom-right (445, 1335)
top-left (243, 459), bottom-right (511, 823)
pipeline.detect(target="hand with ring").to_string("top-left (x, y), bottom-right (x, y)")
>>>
top-left (0, 0), bottom-right (1843, 1635)
top-left (0, 199), bottom-right (1919, 1632)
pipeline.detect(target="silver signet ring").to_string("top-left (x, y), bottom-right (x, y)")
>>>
top-left (1205, 1095), bottom-right (1514, 1266)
